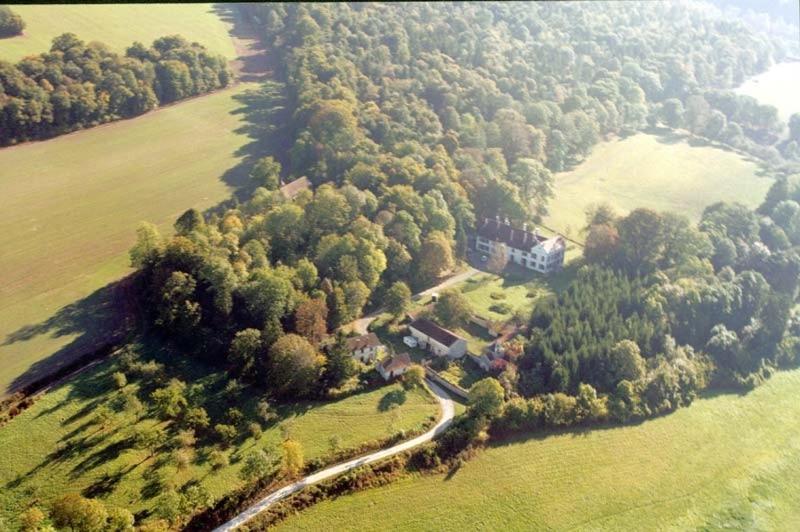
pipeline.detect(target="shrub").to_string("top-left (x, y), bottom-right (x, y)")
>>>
top-left (408, 443), bottom-right (441, 471)
top-left (215, 424), bottom-right (237, 446)
top-left (173, 429), bottom-right (196, 448)
top-left (19, 506), bottom-right (45, 532)
top-left (112, 371), bottom-right (128, 389)
top-left (209, 449), bottom-right (229, 470)
top-left (489, 303), bottom-right (512, 314)
top-left (226, 407), bottom-right (244, 426)
top-left (490, 291), bottom-right (506, 300)
top-left (256, 399), bottom-right (278, 424)
top-left (172, 448), bottom-right (194, 471)
top-left (0, 6), bottom-right (25, 38)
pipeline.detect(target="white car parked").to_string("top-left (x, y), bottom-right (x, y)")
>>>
top-left (403, 335), bottom-right (418, 348)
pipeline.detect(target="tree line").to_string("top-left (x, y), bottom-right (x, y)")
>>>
top-left (0, 33), bottom-right (230, 145)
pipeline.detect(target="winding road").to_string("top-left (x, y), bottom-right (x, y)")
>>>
top-left (212, 380), bottom-right (455, 531)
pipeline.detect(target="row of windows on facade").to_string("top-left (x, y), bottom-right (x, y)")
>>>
top-left (476, 239), bottom-right (561, 264)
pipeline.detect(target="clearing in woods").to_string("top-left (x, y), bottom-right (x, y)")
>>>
top-left (543, 133), bottom-right (772, 240)
top-left (0, 4), bottom-right (236, 62)
top-left (274, 369), bottom-right (800, 531)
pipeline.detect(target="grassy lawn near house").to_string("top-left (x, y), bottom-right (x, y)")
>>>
top-left (457, 265), bottom-right (576, 323)
top-left (275, 368), bottom-right (800, 531)
top-left (0, 4), bottom-right (236, 63)
top-left (436, 357), bottom-right (485, 390)
top-left (0, 338), bottom-right (438, 529)
top-left (0, 81), bottom-right (287, 395)
top-left (371, 264), bottom-right (576, 364)
top-left (544, 133), bottom-right (772, 242)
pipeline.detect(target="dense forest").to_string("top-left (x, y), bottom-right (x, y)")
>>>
top-left (130, 2), bottom-right (799, 432)
top-left (248, 1), bottom-right (799, 182)
top-left (498, 188), bottom-right (800, 431)
top-left (0, 6), bottom-right (24, 38)
top-left (0, 34), bottom-right (230, 145)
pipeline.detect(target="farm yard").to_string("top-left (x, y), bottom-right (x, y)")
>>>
top-left (544, 132), bottom-right (772, 240)
top-left (274, 368), bottom-right (800, 531)
top-left (0, 80), bottom-right (286, 395)
top-left (0, 4), bottom-right (236, 63)
top-left (364, 263), bottom-right (577, 396)
top-left (0, 338), bottom-right (438, 529)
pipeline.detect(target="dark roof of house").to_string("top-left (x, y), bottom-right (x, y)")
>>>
top-left (280, 176), bottom-right (311, 200)
top-left (408, 318), bottom-right (463, 347)
top-left (380, 352), bottom-right (411, 371)
top-left (346, 333), bottom-right (382, 352)
top-left (476, 217), bottom-right (546, 250)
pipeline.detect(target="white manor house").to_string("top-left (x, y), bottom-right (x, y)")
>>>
top-left (475, 217), bottom-right (566, 273)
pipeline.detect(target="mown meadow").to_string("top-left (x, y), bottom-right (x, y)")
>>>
top-left (0, 4), bottom-right (236, 63)
top-left (275, 369), bottom-right (800, 531)
top-left (544, 132), bottom-right (772, 240)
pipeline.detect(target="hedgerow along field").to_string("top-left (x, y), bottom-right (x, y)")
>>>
top-left (0, 339), bottom-right (438, 529)
top-left (543, 132), bottom-right (772, 240)
top-left (0, 4), bottom-right (236, 63)
top-left (275, 368), bottom-right (800, 531)
top-left (0, 80), bottom-right (281, 395)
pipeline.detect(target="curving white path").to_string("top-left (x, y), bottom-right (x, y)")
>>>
top-left (212, 380), bottom-right (455, 531)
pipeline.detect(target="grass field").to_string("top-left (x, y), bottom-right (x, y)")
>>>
top-left (0, 339), bottom-right (438, 529)
top-left (544, 133), bottom-right (772, 241)
top-left (0, 4), bottom-right (236, 63)
top-left (275, 369), bottom-right (800, 531)
top-left (0, 80), bottom-right (284, 394)
top-left (736, 61), bottom-right (800, 124)
top-left (456, 268), bottom-right (573, 323)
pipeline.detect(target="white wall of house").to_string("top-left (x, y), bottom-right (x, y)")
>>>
top-left (378, 364), bottom-right (408, 380)
top-left (351, 345), bottom-right (381, 363)
top-left (409, 327), bottom-right (467, 358)
top-left (475, 235), bottom-right (564, 273)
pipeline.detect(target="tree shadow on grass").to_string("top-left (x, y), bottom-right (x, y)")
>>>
top-left (205, 3), bottom-right (293, 208)
top-left (211, 3), bottom-right (275, 83)
top-left (378, 389), bottom-right (407, 412)
top-left (69, 436), bottom-right (135, 479)
top-left (208, 81), bottom-right (292, 209)
top-left (444, 460), bottom-right (463, 481)
top-left (82, 467), bottom-right (126, 498)
top-left (3, 278), bottom-right (134, 397)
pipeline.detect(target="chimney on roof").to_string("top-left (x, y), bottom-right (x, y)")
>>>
top-left (504, 216), bottom-right (510, 226)
top-left (534, 227), bottom-right (540, 239)
top-left (495, 214), bottom-right (500, 222)
top-left (510, 228), bottom-right (514, 241)
top-left (522, 223), bottom-right (528, 232)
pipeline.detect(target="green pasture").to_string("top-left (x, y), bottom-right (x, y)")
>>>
top-left (276, 369), bottom-right (800, 531)
top-left (0, 339), bottom-right (437, 528)
top-left (0, 4), bottom-right (236, 63)
top-left (544, 133), bottom-right (772, 241)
